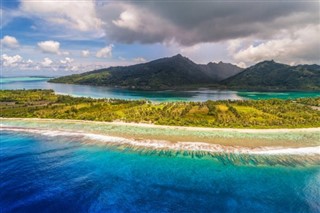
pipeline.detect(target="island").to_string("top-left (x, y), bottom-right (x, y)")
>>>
top-left (1, 89), bottom-right (320, 166)
top-left (49, 54), bottom-right (320, 91)
top-left (1, 89), bottom-right (319, 128)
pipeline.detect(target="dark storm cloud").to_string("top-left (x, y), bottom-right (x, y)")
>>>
top-left (96, 1), bottom-right (319, 46)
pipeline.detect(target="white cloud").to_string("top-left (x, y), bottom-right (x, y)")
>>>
top-left (1, 54), bottom-right (23, 67)
top-left (113, 10), bottom-right (140, 31)
top-left (96, 44), bottom-right (113, 58)
top-left (100, 4), bottom-right (174, 44)
top-left (37, 40), bottom-right (60, 54)
top-left (1, 54), bottom-right (36, 70)
top-left (231, 25), bottom-right (320, 65)
top-left (168, 42), bottom-right (231, 64)
top-left (81, 50), bottom-right (90, 57)
top-left (133, 57), bottom-right (147, 63)
top-left (41, 57), bottom-right (53, 67)
top-left (60, 57), bottom-right (74, 64)
top-left (20, 0), bottom-right (103, 33)
top-left (58, 57), bottom-right (77, 71)
top-left (235, 62), bottom-right (247, 68)
top-left (1, 35), bottom-right (20, 49)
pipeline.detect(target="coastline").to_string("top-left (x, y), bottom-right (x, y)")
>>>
top-left (2, 117), bottom-right (320, 133)
top-left (2, 125), bottom-right (320, 156)
top-left (1, 118), bottom-right (320, 155)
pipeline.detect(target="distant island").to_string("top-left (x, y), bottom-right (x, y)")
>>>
top-left (49, 54), bottom-right (320, 91)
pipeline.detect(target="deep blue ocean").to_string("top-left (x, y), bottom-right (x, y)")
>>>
top-left (1, 131), bottom-right (319, 213)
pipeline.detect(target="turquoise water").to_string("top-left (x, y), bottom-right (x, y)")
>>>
top-left (1, 131), bottom-right (319, 212)
top-left (237, 91), bottom-right (320, 100)
top-left (1, 77), bottom-right (319, 101)
top-left (2, 118), bottom-right (320, 146)
top-left (0, 77), bottom-right (51, 84)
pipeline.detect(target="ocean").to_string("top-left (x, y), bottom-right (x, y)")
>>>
top-left (1, 130), bottom-right (319, 212)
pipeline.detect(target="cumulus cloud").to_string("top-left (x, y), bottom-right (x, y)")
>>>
top-left (60, 57), bottom-right (74, 64)
top-left (113, 11), bottom-right (140, 31)
top-left (1, 54), bottom-right (23, 67)
top-left (1, 54), bottom-right (35, 70)
top-left (230, 25), bottom-right (320, 66)
top-left (19, 0), bottom-right (103, 34)
top-left (1, 52), bottom-right (143, 73)
top-left (96, 44), bottom-right (113, 58)
top-left (98, 4), bottom-right (174, 44)
top-left (41, 57), bottom-right (53, 67)
top-left (96, 1), bottom-right (319, 46)
top-left (1, 53), bottom-right (96, 72)
top-left (177, 43), bottom-right (231, 64)
top-left (37, 40), bottom-right (60, 54)
top-left (81, 50), bottom-right (90, 57)
top-left (39, 57), bottom-right (77, 71)
top-left (1, 35), bottom-right (20, 49)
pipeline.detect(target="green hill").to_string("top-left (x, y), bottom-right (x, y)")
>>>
top-left (200, 61), bottom-right (244, 81)
top-left (222, 60), bottom-right (320, 90)
top-left (49, 54), bottom-right (243, 90)
top-left (50, 56), bottom-right (320, 91)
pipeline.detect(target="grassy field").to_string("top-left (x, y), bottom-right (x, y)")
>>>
top-left (1, 89), bottom-right (319, 128)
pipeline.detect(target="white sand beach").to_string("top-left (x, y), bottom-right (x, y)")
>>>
top-left (1, 118), bottom-right (320, 156)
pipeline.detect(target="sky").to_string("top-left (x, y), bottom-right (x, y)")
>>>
top-left (1, 0), bottom-right (319, 76)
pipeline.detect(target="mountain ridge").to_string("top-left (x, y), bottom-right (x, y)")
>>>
top-left (49, 54), bottom-right (243, 90)
top-left (49, 55), bottom-right (320, 91)
top-left (222, 60), bottom-right (320, 90)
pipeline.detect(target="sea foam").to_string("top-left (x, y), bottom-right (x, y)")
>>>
top-left (2, 126), bottom-right (319, 156)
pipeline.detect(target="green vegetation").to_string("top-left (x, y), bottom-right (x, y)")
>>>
top-left (49, 54), bottom-right (242, 90)
top-left (1, 89), bottom-right (320, 128)
top-left (222, 61), bottom-right (320, 90)
top-left (49, 55), bottom-right (320, 91)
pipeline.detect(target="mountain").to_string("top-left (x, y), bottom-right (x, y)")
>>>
top-left (50, 56), bottom-right (320, 91)
top-left (49, 54), bottom-right (243, 90)
top-left (222, 60), bottom-right (320, 90)
top-left (200, 61), bottom-right (245, 81)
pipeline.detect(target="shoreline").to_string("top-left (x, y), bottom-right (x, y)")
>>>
top-left (2, 117), bottom-right (320, 133)
top-left (1, 118), bottom-right (320, 155)
top-left (1, 125), bottom-right (320, 156)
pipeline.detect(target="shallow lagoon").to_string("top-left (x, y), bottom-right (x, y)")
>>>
top-left (1, 77), bottom-right (319, 101)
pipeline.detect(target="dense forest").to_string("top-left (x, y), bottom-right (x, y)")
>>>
top-left (49, 55), bottom-right (320, 91)
top-left (49, 54), bottom-right (243, 90)
top-left (1, 89), bottom-right (320, 128)
top-left (222, 60), bottom-right (320, 90)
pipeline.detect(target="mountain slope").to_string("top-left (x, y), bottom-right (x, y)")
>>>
top-left (200, 61), bottom-right (244, 81)
top-left (222, 60), bottom-right (320, 90)
top-left (49, 54), bottom-right (243, 90)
